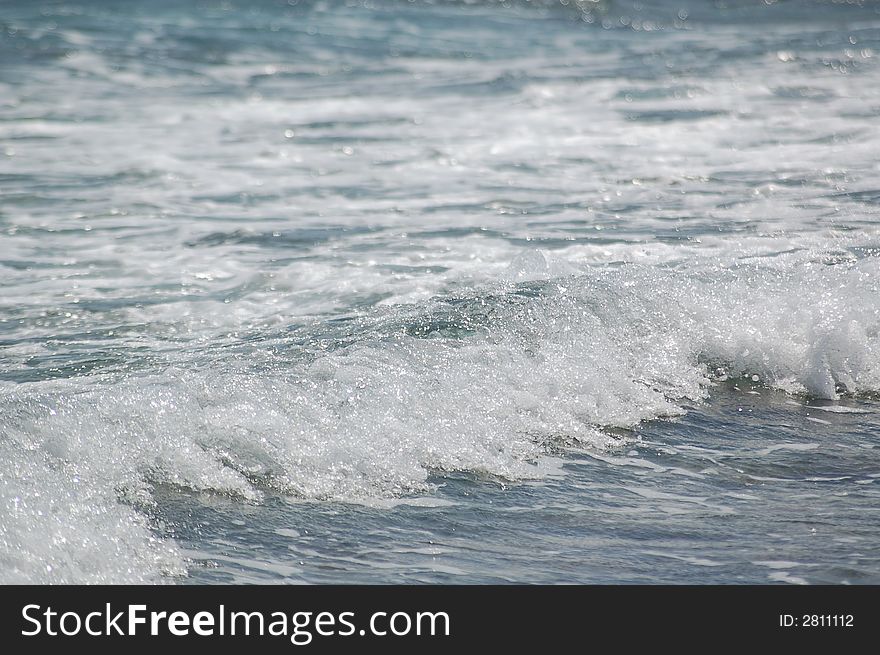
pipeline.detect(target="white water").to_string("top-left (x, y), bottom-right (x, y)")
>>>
top-left (2, 0), bottom-right (880, 583)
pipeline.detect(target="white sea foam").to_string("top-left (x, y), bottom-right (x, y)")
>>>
top-left (3, 240), bottom-right (879, 582)
top-left (2, 0), bottom-right (880, 583)
top-left (0, 439), bottom-right (184, 584)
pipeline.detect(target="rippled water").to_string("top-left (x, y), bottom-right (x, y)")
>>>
top-left (2, 0), bottom-right (880, 584)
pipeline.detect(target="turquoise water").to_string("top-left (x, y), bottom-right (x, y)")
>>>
top-left (2, 0), bottom-right (880, 584)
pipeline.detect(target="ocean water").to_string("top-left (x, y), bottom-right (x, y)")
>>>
top-left (2, 0), bottom-right (880, 585)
